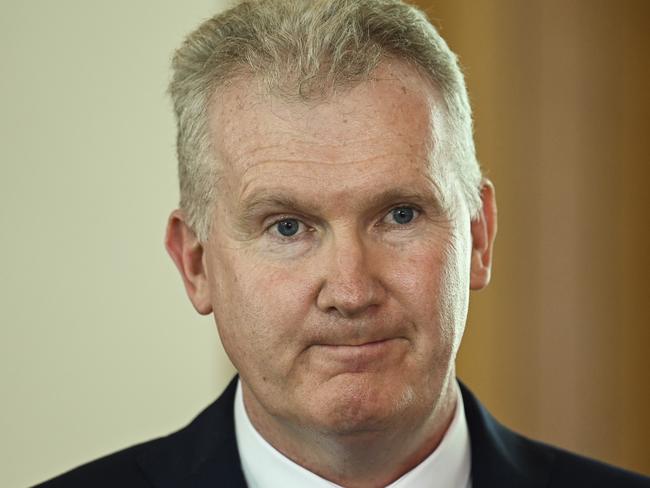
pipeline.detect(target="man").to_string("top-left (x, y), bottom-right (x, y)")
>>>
top-left (37, 0), bottom-right (648, 487)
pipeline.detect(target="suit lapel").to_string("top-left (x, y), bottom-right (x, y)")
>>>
top-left (460, 381), bottom-right (555, 488)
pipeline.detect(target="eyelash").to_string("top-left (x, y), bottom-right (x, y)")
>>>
top-left (266, 205), bottom-right (421, 241)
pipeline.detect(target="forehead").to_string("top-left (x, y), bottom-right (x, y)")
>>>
top-left (208, 61), bottom-right (450, 202)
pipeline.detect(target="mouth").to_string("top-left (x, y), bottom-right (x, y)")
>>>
top-left (310, 338), bottom-right (407, 371)
top-left (318, 338), bottom-right (394, 349)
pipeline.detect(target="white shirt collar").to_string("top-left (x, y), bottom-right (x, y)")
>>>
top-left (234, 379), bottom-right (472, 488)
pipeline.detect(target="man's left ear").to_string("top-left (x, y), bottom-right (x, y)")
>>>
top-left (469, 179), bottom-right (497, 290)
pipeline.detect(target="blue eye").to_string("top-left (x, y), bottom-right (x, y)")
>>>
top-left (390, 207), bottom-right (416, 224)
top-left (276, 219), bottom-right (300, 237)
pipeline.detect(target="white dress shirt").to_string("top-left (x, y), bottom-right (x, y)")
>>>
top-left (234, 380), bottom-right (472, 488)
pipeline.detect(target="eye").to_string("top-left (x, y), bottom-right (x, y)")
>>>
top-left (385, 206), bottom-right (418, 225)
top-left (273, 218), bottom-right (303, 237)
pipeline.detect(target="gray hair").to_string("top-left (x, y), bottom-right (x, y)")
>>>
top-left (169, 0), bottom-right (482, 242)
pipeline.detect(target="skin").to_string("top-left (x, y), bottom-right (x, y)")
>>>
top-left (166, 60), bottom-right (497, 487)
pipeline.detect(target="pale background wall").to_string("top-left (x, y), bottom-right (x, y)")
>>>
top-left (0, 2), bottom-right (235, 487)
top-left (2, 1), bottom-right (649, 487)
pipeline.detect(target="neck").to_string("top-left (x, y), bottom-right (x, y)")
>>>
top-left (242, 377), bottom-right (458, 488)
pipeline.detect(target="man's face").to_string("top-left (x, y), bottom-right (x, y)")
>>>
top-left (186, 61), bottom-right (491, 436)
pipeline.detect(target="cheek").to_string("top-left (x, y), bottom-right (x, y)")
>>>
top-left (208, 248), bottom-right (316, 373)
top-left (387, 232), bottom-right (471, 350)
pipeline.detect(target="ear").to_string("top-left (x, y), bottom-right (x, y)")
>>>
top-left (164, 209), bottom-right (213, 315)
top-left (469, 179), bottom-right (497, 290)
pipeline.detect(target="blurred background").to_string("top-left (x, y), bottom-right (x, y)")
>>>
top-left (0, 0), bottom-right (647, 486)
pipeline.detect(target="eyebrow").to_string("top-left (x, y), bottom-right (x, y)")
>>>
top-left (240, 191), bottom-right (315, 216)
top-left (364, 187), bottom-right (445, 212)
top-left (238, 185), bottom-right (445, 222)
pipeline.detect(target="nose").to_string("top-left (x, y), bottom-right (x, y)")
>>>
top-left (316, 229), bottom-right (386, 318)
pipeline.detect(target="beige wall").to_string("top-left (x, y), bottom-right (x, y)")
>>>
top-left (0, 2), bottom-right (235, 486)
top-left (413, 0), bottom-right (650, 476)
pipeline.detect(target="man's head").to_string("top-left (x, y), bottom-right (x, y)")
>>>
top-left (168, 0), bottom-right (482, 243)
top-left (165, 0), bottom-right (496, 463)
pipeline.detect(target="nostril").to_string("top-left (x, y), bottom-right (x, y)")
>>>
top-left (316, 276), bottom-right (385, 318)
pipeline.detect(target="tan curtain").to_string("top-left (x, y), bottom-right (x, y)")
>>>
top-left (411, 0), bottom-right (650, 475)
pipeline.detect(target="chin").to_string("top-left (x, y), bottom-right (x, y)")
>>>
top-left (305, 373), bottom-right (420, 435)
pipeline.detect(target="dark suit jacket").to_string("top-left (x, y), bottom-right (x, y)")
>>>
top-left (35, 377), bottom-right (649, 487)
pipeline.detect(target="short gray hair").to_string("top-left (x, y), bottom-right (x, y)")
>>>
top-left (169, 0), bottom-right (482, 242)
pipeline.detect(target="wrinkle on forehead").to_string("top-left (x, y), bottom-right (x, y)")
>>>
top-left (239, 158), bottom-right (387, 202)
top-left (229, 136), bottom-right (415, 172)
